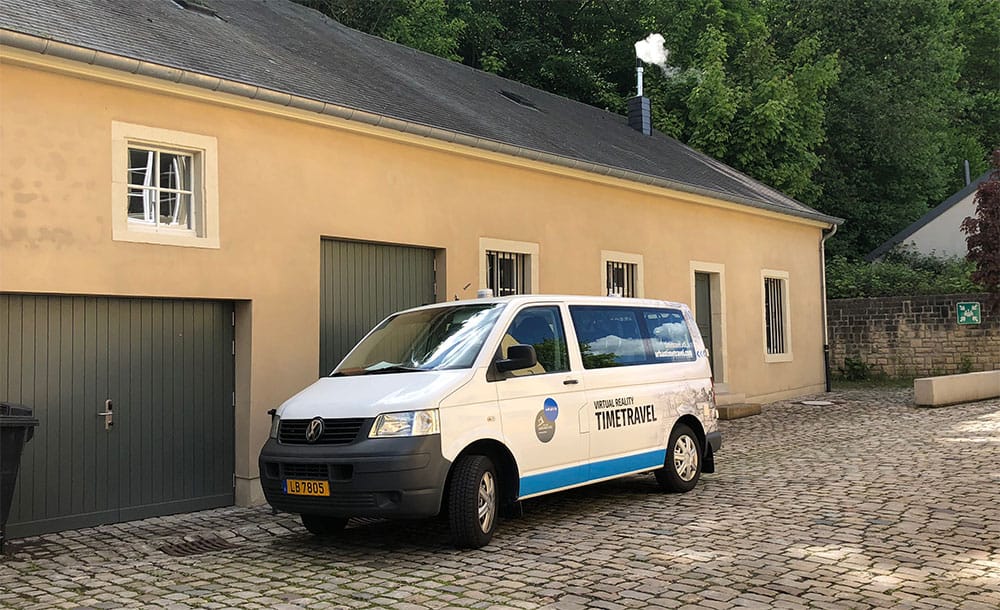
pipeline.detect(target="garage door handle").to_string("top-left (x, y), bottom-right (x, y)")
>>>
top-left (97, 399), bottom-right (114, 430)
top-left (563, 379), bottom-right (579, 385)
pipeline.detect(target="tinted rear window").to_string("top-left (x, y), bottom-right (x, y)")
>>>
top-left (570, 305), bottom-right (696, 369)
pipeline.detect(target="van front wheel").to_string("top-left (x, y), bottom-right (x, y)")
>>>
top-left (655, 423), bottom-right (701, 493)
top-left (448, 454), bottom-right (498, 548)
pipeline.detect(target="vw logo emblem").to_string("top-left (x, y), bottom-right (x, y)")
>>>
top-left (305, 417), bottom-right (325, 443)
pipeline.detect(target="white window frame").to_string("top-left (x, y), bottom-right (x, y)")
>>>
top-left (480, 237), bottom-right (539, 295)
top-left (600, 250), bottom-right (644, 298)
top-left (761, 269), bottom-right (792, 362)
top-left (111, 121), bottom-right (219, 248)
top-left (689, 261), bottom-right (727, 383)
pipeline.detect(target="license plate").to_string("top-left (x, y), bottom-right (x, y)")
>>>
top-left (284, 479), bottom-right (330, 496)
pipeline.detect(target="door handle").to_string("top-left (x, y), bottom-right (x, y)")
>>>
top-left (97, 399), bottom-right (114, 430)
top-left (563, 379), bottom-right (579, 385)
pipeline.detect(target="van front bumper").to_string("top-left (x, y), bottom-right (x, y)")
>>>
top-left (258, 434), bottom-right (450, 519)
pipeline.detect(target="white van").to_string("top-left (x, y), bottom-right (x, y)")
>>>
top-left (259, 295), bottom-right (721, 548)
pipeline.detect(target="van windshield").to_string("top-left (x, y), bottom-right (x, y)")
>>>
top-left (332, 303), bottom-right (506, 375)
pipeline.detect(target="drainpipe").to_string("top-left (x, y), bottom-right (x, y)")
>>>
top-left (820, 223), bottom-right (838, 392)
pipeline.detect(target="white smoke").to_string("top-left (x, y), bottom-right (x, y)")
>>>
top-left (634, 33), bottom-right (677, 76)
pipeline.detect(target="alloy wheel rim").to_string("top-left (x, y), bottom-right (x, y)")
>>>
top-left (673, 435), bottom-right (699, 481)
top-left (477, 470), bottom-right (496, 533)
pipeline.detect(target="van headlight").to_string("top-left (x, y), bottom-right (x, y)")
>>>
top-left (369, 409), bottom-right (440, 438)
top-left (268, 409), bottom-right (281, 439)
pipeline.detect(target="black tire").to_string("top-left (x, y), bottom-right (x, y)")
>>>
top-left (448, 455), bottom-right (498, 548)
top-left (655, 423), bottom-right (702, 493)
top-left (301, 514), bottom-right (348, 537)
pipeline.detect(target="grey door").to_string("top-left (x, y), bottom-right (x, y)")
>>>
top-left (694, 272), bottom-right (714, 374)
top-left (0, 294), bottom-right (235, 537)
top-left (320, 239), bottom-right (437, 375)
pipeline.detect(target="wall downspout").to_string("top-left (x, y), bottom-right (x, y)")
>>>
top-left (820, 223), bottom-right (838, 392)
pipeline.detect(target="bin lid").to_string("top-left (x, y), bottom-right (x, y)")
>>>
top-left (0, 402), bottom-right (32, 417)
top-left (0, 402), bottom-right (39, 426)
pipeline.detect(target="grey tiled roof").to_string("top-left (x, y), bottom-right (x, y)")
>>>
top-left (1, 0), bottom-right (839, 224)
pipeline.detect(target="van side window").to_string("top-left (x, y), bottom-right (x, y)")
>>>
top-left (501, 306), bottom-right (570, 376)
top-left (642, 309), bottom-right (696, 363)
top-left (569, 306), bottom-right (647, 369)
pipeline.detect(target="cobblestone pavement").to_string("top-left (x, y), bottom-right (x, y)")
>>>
top-left (2, 388), bottom-right (999, 610)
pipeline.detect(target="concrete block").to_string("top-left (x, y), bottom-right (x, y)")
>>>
top-left (717, 403), bottom-right (762, 420)
top-left (914, 370), bottom-right (1000, 407)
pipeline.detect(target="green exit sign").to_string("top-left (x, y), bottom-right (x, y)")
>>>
top-left (957, 302), bottom-right (981, 325)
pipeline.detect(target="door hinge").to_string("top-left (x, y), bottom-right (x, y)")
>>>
top-left (231, 311), bottom-right (235, 326)
top-left (232, 391), bottom-right (236, 408)
top-left (231, 340), bottom-right (236, 356)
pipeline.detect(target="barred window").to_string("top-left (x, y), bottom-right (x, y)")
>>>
top-left (606, 261), bottom-right (637, 297)
top-left (764, 275), bottom-right (789, 356)
top-left (487, 250), bottom-right (528, 296)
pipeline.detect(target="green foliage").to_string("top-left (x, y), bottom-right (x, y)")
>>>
top-left (295, 0), bottom-right (467, 60)
top-left (644, 1), bottom-right (839, 204)
top-left (826, 249), bottom-right (981, 298)
top-left (951, 0), bottom-right (1000, 165)
top-left (769, 0), bottom-right (991, 257)
top-left (384, 0), bottom-right (467, 61)
top-left (838, 357), bottom-right (871, 381)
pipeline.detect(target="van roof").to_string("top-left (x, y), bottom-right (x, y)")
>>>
top-left (406, 294), bottom-right (693, 314)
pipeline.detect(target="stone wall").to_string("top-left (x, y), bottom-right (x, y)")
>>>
top-left (827, 293), bottom-right (999, 378)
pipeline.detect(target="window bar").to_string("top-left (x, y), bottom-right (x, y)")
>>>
top-left (776, 279), bottom-right (785, 353)
top-left (607, 262), bottom-right (636, 297)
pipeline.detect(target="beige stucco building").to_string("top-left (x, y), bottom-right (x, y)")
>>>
top-left (1, 0), bottom-right (840, 537)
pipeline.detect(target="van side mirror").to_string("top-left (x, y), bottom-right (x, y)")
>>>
top-left (495, 344), bottom-right (537, 372)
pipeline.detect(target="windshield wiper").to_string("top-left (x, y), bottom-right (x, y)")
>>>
top-left (366, 365), bottom-right (426, 375)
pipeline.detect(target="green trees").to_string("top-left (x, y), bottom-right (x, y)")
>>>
top-left (768, 0), bottom-right (993, 258)
top-left (642, 0), bottom-right (839, 204)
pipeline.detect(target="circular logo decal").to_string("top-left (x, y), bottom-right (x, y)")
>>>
top-left (305, 417), bottom-right (325, 443)
top-left (535, 410), bottom-right (555, 443)
top-left (543, 397), bottom-right (559, 422)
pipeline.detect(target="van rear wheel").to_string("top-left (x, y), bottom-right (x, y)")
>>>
top-left (301, 514), bottom-right (348, 537)
top-left (448, 454), bottom-right (498, 548)
top-left (655, 423), bottom-right (701, 493)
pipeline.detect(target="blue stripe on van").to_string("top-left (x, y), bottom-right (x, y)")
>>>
top-left (519, 449), bottom-right (666, 497)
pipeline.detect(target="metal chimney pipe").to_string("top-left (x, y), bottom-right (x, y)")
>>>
top-left (964, 159), bottom-right (971, 186)
top-left (636, 58), bottom-right (644, 97)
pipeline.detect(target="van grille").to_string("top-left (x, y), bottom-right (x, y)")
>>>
top-left (278, 418), bottom-right (366, 445)
top-left (282, 463), bottom-right (329, 479)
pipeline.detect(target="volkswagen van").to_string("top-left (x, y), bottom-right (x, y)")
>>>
top-left (259, 295), bottom-right (721, 548)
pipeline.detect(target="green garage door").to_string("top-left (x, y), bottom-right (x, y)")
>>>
top-left (320, 239), bottom-right (437, 375)
top-left (0, 294), bottom-right (235, 537)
